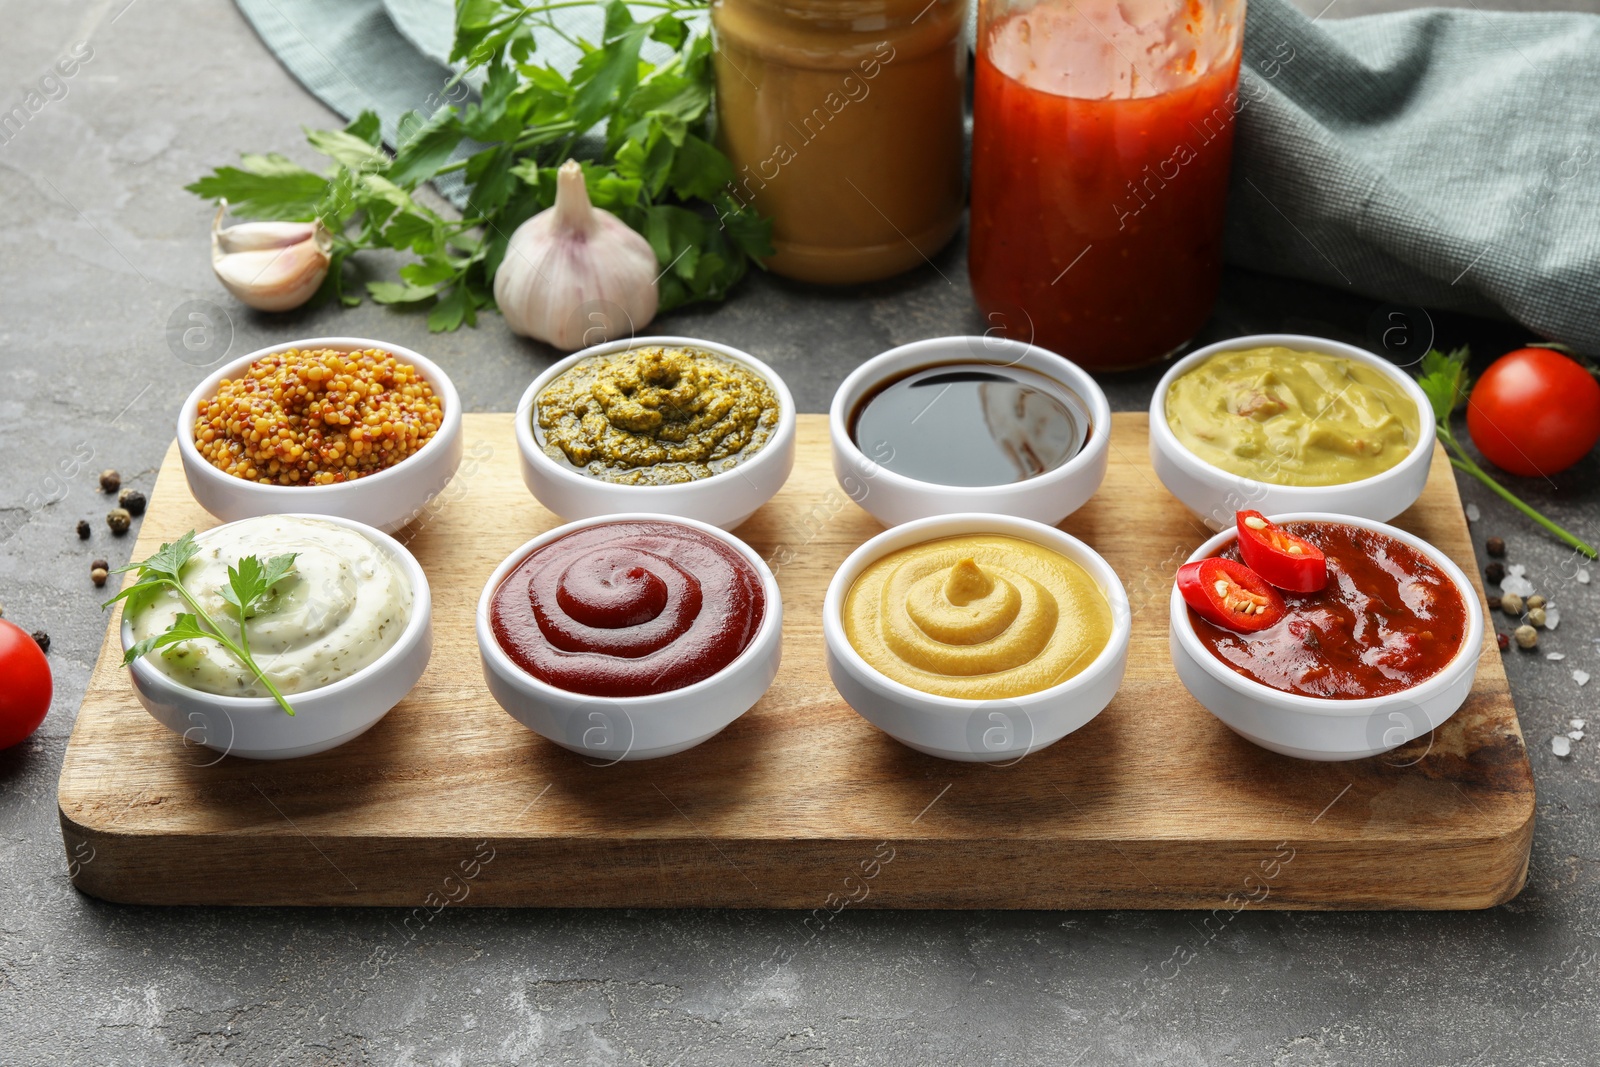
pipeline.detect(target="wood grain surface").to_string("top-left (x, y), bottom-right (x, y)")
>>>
top-left (57, 414), bottom-right (1534, 909)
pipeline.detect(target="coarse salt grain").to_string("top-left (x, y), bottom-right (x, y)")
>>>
top-left (1547, 652), bottom-right (1566, 661)
top-left (1571, 719), bottom-right (1587, 730)
top-left (1553, 735), bottom-right (1573, 757)
top-left (1465, 503), bottom-right (1481, 522)
top-left (1501, 573), bottom-right (1535, 597)
top-left (1569, 731), bottom-right (1585, 741)
top-left (1579, 570), bottom-right (1591, 585)
top-left (1544, 605), bottom-right (1561, 630)
top-left (1574, 670), bottom-right (1591, 687)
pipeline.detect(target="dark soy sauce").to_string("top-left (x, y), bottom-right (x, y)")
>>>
top-left (850, 363), bottom-right (1092, 487)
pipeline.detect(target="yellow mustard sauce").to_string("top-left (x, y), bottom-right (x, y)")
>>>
top-left (843, 534), bottom-right (1112, 699)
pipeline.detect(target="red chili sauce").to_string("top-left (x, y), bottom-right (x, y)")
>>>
top-left (1189, 522), bottom-right (1469, 699)
top-left (490, 521), bottom-right (764, 697)
top-left (968, 0), bottom-right (1242, 370)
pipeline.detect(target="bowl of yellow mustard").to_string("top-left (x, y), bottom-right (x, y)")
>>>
top-left (1149, 334), bottom-right (1436, 527)
top-left (822, 514), bottom-right (1131, 762)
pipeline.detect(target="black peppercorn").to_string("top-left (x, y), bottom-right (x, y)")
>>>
top-left (99, 469), bottom-right (121, 494)
top-left (118, 488), bottom-right (146, 516)
top-left (106, 508), bottom-right (132, 535)
top-left (1497, 632), bottom-right (1509, 652)
top-left (1485, 561), bottom-right (1505, 585)
top-left (75, 519), bottom-right (91, 540)
top-left (31, 630), bottom-right (49, 654)
top-left (1486, 536), bottom-right (1506, 557)
top-left (91, 559), bottom-right (108, 572)
top-left (1488, 595), bottom-right (1502, 611)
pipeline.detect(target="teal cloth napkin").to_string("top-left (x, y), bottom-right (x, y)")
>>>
top-left (235, 0), bottom-right (1600, 350)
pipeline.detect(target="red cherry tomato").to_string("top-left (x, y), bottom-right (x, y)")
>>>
top-left (0, 620), bottom-right (50, 749)
top-left (1466, 347), bottom-right (1600, 477)
top-left (1235, 511), bottom-right (1327, 592)
top-left (1177, 558), bottom-right (1285, 633)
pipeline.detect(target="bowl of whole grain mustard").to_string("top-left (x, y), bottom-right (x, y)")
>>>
top-left (177, 338), bottom-right (464, 534)
top-left (515, 337), bottom-right (796, 530)
top-left (1149, 334), bottom-right (1435, 528)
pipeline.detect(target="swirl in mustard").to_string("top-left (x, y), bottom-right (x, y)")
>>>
top-left (842, 535), bottom-right (1112, 699)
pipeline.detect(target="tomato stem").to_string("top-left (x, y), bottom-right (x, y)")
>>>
top-left (1438, 425), bottom-right (1598, 559)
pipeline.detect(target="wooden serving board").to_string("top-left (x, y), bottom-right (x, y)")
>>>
top-left (58, 414), bottom-right (1533, 909)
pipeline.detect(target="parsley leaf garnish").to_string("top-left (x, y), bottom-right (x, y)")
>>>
top-left (105, 532), bottom-right (302, 715)
top-left (184, 0), bottom-right (771, 331)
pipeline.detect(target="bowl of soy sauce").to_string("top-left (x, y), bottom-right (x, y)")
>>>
top-left (829, 336), bottom-right (1111, 527)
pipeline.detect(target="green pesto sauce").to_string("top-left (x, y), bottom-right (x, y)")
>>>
top-left (534, 345), bottom-right (780, 485)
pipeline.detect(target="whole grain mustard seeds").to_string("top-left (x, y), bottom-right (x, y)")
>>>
top-left (195, 348), bottom-right (443, 486)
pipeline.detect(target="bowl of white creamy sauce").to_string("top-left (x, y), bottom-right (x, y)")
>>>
top-left (120, 514), bottom-right (432, 759)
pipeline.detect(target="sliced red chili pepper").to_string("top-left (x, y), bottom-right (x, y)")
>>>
top-left (1235, 510), bottom-right (1328, 593)
top-left (1177, 558), bottom-right (1286, 633)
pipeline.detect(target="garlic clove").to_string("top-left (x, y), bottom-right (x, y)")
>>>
top-left (210, 200), bottom-right (332, 312)
top-left (493, 159), bottom-right (658, 350)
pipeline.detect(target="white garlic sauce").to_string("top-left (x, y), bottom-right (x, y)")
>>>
top-left (131, 515), bottom-right (411, 697)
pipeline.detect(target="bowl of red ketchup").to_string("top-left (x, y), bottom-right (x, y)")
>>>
top-left (1169, 512), bottom-right (1484, 761)
top-left (476, 515), bottom-right (783, 760)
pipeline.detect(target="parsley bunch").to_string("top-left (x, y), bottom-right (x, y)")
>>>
top-left (186, 0), bottom-right (770, 332)
top-left (1417, 347), bottom-right (1596, 558)
top-left (106, 531), bottom-right (302, 716)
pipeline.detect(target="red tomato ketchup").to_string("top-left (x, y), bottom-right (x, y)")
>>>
top-left (490, 521), bottom-right (765, 698)
top-left (969, 0), bottom-right (1244, 370)
top-left (1189, 522), bottom-right (1469, 699)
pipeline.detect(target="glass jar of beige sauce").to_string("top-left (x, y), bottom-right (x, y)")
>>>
top-left (711, 0), bottom-right (968, 284)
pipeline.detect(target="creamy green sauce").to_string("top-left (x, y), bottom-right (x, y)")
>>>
top-left (129, 516), bottom-right (411, 697)
top-left (1165, 346), bottom-right (1421, 486)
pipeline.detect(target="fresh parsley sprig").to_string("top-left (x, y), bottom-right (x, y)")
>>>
top-left (104, 531), bottom-right (303, 715)
top-left (1416, 347), bottom-right (1597, 559)
top-left (185, 0), bottom-right (771, 332)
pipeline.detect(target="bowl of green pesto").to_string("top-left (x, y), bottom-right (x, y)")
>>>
top-left (516, 337), bottom-right (796, 530)
top-left (1149, 334), bottom-right (1436, 527)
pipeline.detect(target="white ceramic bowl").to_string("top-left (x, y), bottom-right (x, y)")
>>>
top-left (822, 513), bottom-right (1131, 762)
top-left (1149, 333), bottom-right (1436, 529)
top-left (1169, 513), bottom-right (1484, 761)
top-left (477, 513), bottom-right (783, 760)
top-left (515, 336), bottom-right (797, 531)
top-left (120, 514), bottom-right (433, 760)
top-left (177, 337), bottom-right (464, 535)
top-left (830, 336), bottom-right (1112, 528)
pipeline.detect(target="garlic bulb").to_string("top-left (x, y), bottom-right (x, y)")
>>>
top-left (210, 200), bottom-right (332, 312)
top-left (493, 159), bottom-right (659, 350)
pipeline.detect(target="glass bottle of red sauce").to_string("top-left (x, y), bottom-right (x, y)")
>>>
top-left (969, 0), bottom-right (1245, 371)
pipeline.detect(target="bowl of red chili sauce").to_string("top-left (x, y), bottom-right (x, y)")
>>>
top-left (1169, 513), bottom-right (1484, 761)
top-left (476, 515), bottom-right (782, 760)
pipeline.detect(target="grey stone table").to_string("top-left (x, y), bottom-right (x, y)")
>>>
top-left (2, 1), bottom-right (1598, 1063)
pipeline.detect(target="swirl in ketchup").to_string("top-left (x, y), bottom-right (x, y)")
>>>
top-left (490, 521), bottom-right (765, 697)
